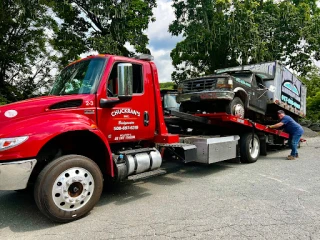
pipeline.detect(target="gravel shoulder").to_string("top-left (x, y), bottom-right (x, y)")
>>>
top-left (302, 126), bottom-right (319, 138)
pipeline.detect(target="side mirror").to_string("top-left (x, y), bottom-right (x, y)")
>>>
top-left (99, 63), bottom-right (133, 108)
top-left (268, 85), bottom-right (276, 93)
top-left (257, 83), bottom-right (265, 89)
top-left (117, 63), bottom-right (133, 99)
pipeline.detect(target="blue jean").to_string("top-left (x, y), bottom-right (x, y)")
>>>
top-left (288, 134), bottom-right (302, 157)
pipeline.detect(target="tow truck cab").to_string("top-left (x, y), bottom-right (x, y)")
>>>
top-left (0, 54), bottom-right (180, 219)
top-left (0, 54), bottom-right (177, 155)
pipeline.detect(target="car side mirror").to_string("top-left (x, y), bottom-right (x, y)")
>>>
top-left (99, 63), bottom-right (133, 108)
top-left (117, 63), bottom-right (133, 99)
top-left (268, 85), bottom-right (276, 93)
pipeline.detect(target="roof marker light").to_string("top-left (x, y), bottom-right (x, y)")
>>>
top-left (134, 54), bottom-right (154, 61)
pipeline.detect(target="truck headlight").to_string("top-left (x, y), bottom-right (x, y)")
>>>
top-left (0, 137), bottom-right (29, 151)
top-left (216, 78), bottom-right (232, 89)
top-left (177, 83), bottom-right (184, 93)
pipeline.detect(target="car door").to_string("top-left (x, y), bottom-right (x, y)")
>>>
top-left (250, 74), bottom-right (268, 114)
top-left (231, 72), bottom-right (255, 108)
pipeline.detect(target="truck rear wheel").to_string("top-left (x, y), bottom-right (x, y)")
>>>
top-left (34, 155), bottom-right (103, 223)
top-left (226, 97), bottom-right (245, 118)
top-left (240, 133), bottom-right (260, 163)
top-left (259, 134), bottom-right (267, 156)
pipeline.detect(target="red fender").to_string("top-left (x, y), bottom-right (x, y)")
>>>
top-left (0, 113), bottom-right (114, 176)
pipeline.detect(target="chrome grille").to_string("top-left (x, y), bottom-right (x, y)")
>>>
top-left (183, 78), bottom-right (217, 92)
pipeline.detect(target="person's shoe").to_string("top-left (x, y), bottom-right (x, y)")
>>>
top-left (288, 155), bottom-right (299, 158)
top-left (287, 155), bottom-right (295, 160)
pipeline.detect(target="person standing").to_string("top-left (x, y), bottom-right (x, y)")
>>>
top-left (267, 110), bottom-right (304, 160)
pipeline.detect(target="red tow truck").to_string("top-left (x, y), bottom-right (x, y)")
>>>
top-left (0, 54), bottom-right (293, 222)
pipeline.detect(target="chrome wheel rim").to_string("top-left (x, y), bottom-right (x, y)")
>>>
top-left (233, 104), bottom-right (245, 118)
top-left (249, 138), bottom-right (259, 159)
top-left (52, 167), bottom-right (94, 211)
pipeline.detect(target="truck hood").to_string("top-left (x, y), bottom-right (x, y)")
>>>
top-left (0, 95), bottom-right (84, 127)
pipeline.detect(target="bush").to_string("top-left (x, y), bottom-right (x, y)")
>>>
top-left (160, 82), bottom-right (177, 90)
top-left (306, 92), bottom-right (320, 121)
top-left (0, 95), bottom-right (8, 106)
top-left (301, 67), bottom-right (320, 120)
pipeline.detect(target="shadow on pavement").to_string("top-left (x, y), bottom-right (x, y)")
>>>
top-left (0, 191), bottom-right (54, 231)
top-left (0, 160), bottom-right (233, 231)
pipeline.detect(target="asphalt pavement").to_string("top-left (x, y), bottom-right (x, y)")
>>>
top-left (1, 137), bottom-right (320, 240)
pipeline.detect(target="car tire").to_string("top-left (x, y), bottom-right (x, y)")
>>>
top-left (226, 97), bottom-right (245, 118)
top-left (34, 154), bottom-right (103, 223)
top-left (240, 133), bottom-right (260, 163)
top-left (259, 135), bottom-right (268, 156)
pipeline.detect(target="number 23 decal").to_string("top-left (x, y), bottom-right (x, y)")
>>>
top-left (85, 101), bottom-right (94, 106)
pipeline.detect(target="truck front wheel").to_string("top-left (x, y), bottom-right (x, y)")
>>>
top-left (240, 133), bottom-right (260, 163)
top-left (226, 97), bottom-right (245, 118)
top-left (34, 155), bottom-right (103, 223)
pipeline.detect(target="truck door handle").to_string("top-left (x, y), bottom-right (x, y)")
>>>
top-left (144, 111), bottom-right (149, 126)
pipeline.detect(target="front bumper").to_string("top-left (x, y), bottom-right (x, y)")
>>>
top-left (0, 159), bottom-right (37, 190)
top-left (177, 91), bottom-right (235, 102)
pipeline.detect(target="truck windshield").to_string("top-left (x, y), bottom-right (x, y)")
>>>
top-left (50, 58), bottom-right (106, 95)
top-left (229, 73), bottom-right (253, 83)
top-left (164, 94), bottom-right (180, 111)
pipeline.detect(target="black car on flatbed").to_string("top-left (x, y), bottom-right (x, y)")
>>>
top-left (177, 70), bottom-right (269, 119)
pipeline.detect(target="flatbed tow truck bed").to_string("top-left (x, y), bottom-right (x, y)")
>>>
top-left (162, 111), bottom-right (305, 163)
top-left (167, 110), bottom-right (306, 141)
top-left (196, 112), bottom-right (289, 138)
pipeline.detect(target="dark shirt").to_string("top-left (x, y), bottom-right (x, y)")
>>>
top-left (281, 115), bottom-right (304, 136)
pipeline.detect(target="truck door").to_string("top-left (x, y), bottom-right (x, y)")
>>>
top-left (231, 72), bottom-right (255, 108)
top-left (251, 75), bottom-right (268, 114)
top-left (97, 60), bottom-right (154, 143)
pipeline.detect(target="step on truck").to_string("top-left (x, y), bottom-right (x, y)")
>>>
top-left (0, 54), bottom-right (293, 223)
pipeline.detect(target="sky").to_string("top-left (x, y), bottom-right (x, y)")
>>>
top-left (82, 0), bottom-right (180, 83)
top-left (145, 0), bottom-right (181, 83)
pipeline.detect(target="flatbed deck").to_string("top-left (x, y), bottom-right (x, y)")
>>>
top-left (166, 111), bottom-right (305, 142)
top-left (195, 113), bottom-right (289, 138)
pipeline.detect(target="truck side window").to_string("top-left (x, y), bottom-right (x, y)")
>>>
top-left (107, 62), bottom-right (143, 97)
top-left (256, 75), bottom-right (265, 89)
top-left (108, 66), bottom-right (118, 97)
top-left (132, 64), bottom-right (143, 93)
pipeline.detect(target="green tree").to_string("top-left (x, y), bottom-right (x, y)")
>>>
top-left (302, 67), bottom-right (320, 97)
top-left (48, 0), bottom-right (156, 66)
top-left (0, 0), bottom-right (57, 103)
top-left (169, 0), bottom-right (320, 82)
top-left (0, 0), bottom-right (157, 104)
top-left (160, 82), bottom-right (177, 90)
top-left (306, 92), bottom-right (320, 121)
top-left (301, 67), bottom-right (320, 120)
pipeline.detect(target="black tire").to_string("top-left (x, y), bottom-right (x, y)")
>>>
top-left (226, 97), bottom-right (245, 118)
top-left (34, 155), bottom-right (103, 223)
top-left (180, 101), bottom-right (196, 113)
top-left (259, 135), bottom-right (268, 156)
top-left (240, 133), bottom-right (260, 163)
